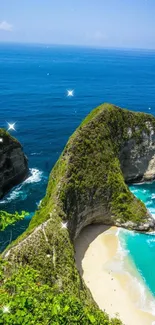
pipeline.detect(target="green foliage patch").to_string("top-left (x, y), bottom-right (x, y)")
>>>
top-left (0, 211), bottom-right (29, 231)
top-left (0, 263), bottom-right (122, 325)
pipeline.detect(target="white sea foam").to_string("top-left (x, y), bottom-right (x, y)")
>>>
top-left (146, 200), bottom-right (153, 206)
top-left (116, 237), bottom-right (130, 269)
top-left (148, 207), bottom-right (155, 220)
top-left (119, 227), bottom-right (138, 237)
top-left (131, 275), bottom-right (146, 308)
top-left (149, 207), bottom-right (155, 213)
top-left (115, 227), bottom-right (120, 236)
top-left (130, 188), bottom-right (139, 194)
top-left (24, 168), bottom-right (43, 184)
top-left (37, 199), bottom-right (42, 207)
top-left (104, 229), bottom-right (129, 274)
top-left (0, 185), bottom-right (24, 203)
top-left (129, 274), bottom-right (155, 316)
top-left (117, 230), bottom-right (155, 317)
top-left (147, 236), bottom-right (155, 247)
top-left (143, 293), bottom-right (155, 316)
top-left (30, 152), bottom-right (42, 156)
top-left (127, 184), bottom-right (155, 315)
top-left (0, 168), bottom-right (43, 203)
top-left (132, 181), bottom-right (154, 185)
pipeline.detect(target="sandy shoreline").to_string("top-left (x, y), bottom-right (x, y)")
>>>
top-left (75, 225), bottom-right (155, 325)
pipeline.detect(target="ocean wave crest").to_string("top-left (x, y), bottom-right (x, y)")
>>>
top-left (0, 168), bottom-right (44, 203)
top-left (129, 275), bottom-right (155, 316)
top-left (24, 168), bottom-right (43, 184)
top-left (148, 207), bottom-right (155, 220)
top-left (147, 237), bottom-right (155, 246)
top-left (146, 200), bottom-right (153, 207)
top-left (30, 152), bottom-right (42, 156)
top-left (118, 230), bottom-right (155, 317)
top-left (117, 236), bottom-right (130, 260)
top-left (0, 186), bottom-right (25, 203)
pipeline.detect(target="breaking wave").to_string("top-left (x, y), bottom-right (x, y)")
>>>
top-left (0, 168), bottom-right (44, 204)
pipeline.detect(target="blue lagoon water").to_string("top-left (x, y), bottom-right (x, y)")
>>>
top-left (1, 43), bottom-right (155, 309)
top-left (119, 183), bottom-right (155, 314)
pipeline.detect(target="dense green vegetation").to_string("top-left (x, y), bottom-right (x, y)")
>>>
top-left (0, 211), bottom-right (29, 231)
top-left (0, 129), bottom-right (9, 137)
top-left (0, 260), bottom-right (122, 325)
top-left (60, 103), bottom-right (150, 230)
top-left (32, 104), bottom-right (153, 235)
top-left (2, 103), bottom-right (155, 325)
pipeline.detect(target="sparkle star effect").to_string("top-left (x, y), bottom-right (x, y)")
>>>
top-left (7, 123), bottom-right (16, 131)
top-left (61, 222), bottom-right (68, 229)
top-left (67, 90), bottom-right (74, 97)
top-left (2, 305), bottom-right (10, 313)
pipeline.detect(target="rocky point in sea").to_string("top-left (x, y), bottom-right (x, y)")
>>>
top-left (0, 129), bottom-right (28, 199)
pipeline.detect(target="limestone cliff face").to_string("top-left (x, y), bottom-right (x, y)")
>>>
top-left (120, 122), bottom-right (155, 183)
top-left (3, 104), bottom-right (155, 288)
top-left (0, 129), bottom-right (28, 199)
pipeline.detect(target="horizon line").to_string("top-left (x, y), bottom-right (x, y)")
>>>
top-left (0, 40), bottom-right (155, 52)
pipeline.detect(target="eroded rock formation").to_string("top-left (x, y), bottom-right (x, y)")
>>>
top-left (0, 129), bottom-right (28, 199)
top-left (120, 122), bottom-right (155, 183)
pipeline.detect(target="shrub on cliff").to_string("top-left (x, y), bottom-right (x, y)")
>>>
top-left (0, 262), bottom-right (122, 325)
top-left (0, 211), bottom-right (29, 231)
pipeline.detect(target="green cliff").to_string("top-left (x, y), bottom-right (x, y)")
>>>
top-left (1, 103), bottom-right (155, 324)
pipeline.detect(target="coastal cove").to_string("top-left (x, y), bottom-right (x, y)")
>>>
top-left (1, 44), bottom-right (155, 325)
top-left (74, 182), bottom-right (155, 324)
top-left (75, 225), bottom-right (155, 325)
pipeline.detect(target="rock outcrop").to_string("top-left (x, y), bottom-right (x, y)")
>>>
top-left (120, 122), bottom-right (155, 183)
top-left (0, 129), bottom-right (28, 199)
top-left (2, 103), bottom-right (155, 300)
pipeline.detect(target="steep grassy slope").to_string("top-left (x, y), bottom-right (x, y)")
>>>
top-left (26, 103), bottom-right (155, 238)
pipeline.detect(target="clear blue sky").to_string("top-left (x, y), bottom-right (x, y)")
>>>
top-left (0, 0), bottom-right (155, 49)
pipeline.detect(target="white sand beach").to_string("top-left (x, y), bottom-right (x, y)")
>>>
top-left (75, 225), bottom-right (155, 325)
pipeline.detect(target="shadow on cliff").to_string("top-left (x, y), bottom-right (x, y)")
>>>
top-left (74, 224), bottom-right (110, 276)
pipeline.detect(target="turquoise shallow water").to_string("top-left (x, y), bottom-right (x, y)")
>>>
top-left (119, 184), bottom-right (155, 300)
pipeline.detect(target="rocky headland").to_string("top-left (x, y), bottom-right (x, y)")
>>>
top-left (0, 129), bottom-right (28, 199)
top-left (1, 103), bottom-right (155, 324)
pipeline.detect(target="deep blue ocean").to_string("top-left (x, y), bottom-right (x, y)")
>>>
top-left (1, 43), bottom-right (155, 309)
